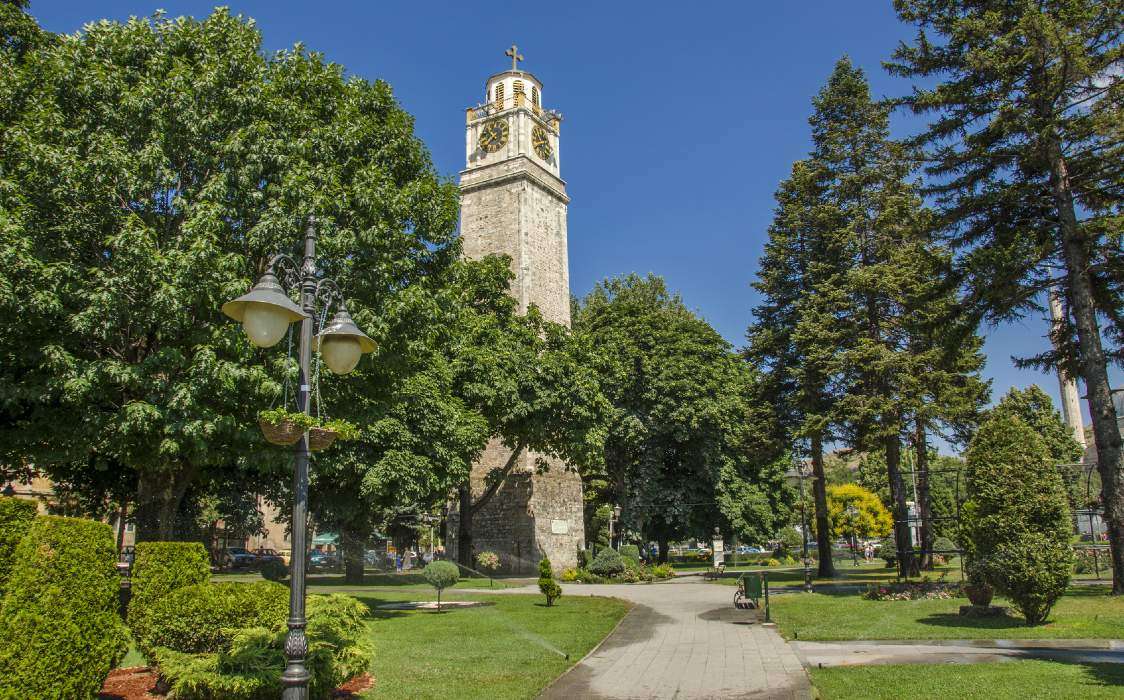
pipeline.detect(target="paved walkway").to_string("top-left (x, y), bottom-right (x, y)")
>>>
top-left (471, 577), bottom-right (811, 699)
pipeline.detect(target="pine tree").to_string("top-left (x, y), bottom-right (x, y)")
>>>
top-left (889, 0), bottom-right (1124, 593)
top-left (804, 57), bottom-right (988, 578)
top-left (748, 159), bottom-right (847, 578)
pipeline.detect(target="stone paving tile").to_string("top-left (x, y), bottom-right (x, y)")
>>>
top-left (535, 578), bottom-right (812, 699)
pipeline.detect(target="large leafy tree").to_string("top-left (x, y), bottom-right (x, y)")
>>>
top-left (578, 274), bottom-right (789, 562)
top-left (0, 10), bottom-right (461, 539)
top-left (889, 0), bottom-right (1124, 592)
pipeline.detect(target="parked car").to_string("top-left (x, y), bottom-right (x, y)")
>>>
top-left (253, 548), bottom-right (284, 568)
top-left (221, 547), bottom-right (257, 570)
top-left (308, 549), bottom-right (337, 572)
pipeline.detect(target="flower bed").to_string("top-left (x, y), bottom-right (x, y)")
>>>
top-left (862, 580), bottom-right (964, 601)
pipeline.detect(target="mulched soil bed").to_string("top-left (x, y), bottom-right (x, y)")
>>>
top-left (100, 667), bottom-right (374, 700)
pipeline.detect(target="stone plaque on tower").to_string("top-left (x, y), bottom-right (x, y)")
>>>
top-left (448, 47), bottom-right (584, 573)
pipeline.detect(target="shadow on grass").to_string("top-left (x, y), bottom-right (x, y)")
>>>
top-left (916, 612), bottom-right (1029, 631)
top-left (1083, 661), bottom-right (1124, 689)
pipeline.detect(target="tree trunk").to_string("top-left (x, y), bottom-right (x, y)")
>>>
top-left (811, 433), bottom-right (835, 578)
top-left (657, 537), bottom-right (669, 564)
top-left (1049, 140), bottom-right (1124, 594)
top-left (341, 529), bottom-right (366, 585)
top-left (457, 483), bottom-right (474, 568)
top-left (885, 432), bottom-right (917, 578)
top-left (134, 466), bottom-right (196, 542)
top-left (914, 423), bottom-right (934, 570)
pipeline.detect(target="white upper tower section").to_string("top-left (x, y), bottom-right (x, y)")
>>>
top-left (464, 45), bottom-right (562, 181)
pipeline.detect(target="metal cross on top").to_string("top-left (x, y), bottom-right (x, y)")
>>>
top-left (505, 44), bottom-right (524, 71)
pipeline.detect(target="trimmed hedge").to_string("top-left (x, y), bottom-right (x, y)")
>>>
top-left (260, 558), bottom-right (288, 582)
top-left (0, 515), bottom-right (128, 699)
top-left (589, 547), bottom-right (625, 576)
top-left (140, 581), bottom-right (289, 657)
top-left (157, 592), bottom-right (372, 700)
top-left (0, 496), bottom-right (37, 599)
top-left (128, 541), bottom-right (211, 658)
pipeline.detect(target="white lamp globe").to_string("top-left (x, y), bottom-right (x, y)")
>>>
top-left (241, 302), bottom-right (293, 348)
top-left (320, 335), bottom-right (362, 374)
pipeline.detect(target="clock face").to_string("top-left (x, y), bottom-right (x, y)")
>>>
top-left (479, 119), bottom-right (508, 153)
top-left (532, 125), bottom-right (553, 160)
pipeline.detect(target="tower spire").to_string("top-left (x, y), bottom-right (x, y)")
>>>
top-left (505, 44), bottom-right (524, 71)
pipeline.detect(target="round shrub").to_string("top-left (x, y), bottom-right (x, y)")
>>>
top-left (139, 581), bottom-right (289, 657)
top-left (260, 558), bottom-right (289, 582)
top-left (589, 547), bottom-right (625, 576)
top-left (931, 536), bottom-right (958, 560)
top-left (619, 544), bottom-right (641, 567)
top-left (0, 516), bottom-right (128, 699)
top-left (128, 541), bottom-right (211, 655)
top-left (423, 560), bottom-right (460, 610)
top-left (0, 496), bottom-right (37, 599)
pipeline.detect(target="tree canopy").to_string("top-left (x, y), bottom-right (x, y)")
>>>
top-left (576, 273), bottom-right (789, 559)
top-left (0, 9), bottom-right (463, 539)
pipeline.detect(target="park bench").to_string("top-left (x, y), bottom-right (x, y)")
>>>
top-left (704, 561), bottom-right (726, 580)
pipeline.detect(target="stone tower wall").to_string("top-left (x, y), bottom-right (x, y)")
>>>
top-left (454, 74), bottom-right (584, 573)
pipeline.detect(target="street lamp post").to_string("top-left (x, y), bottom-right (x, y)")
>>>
top-left (608, 505), bottom-right (621, 550)
top-left (785, 463), bottom-right (814, 592)
top-left (845, 504), bottom-right (859, 568)
top-left (222, 221), bottom-right (375, 700)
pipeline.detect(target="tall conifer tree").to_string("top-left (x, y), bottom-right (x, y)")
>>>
top-left (889, 0), bottom-right (1124, 592)
top-left (749, 160), bottom-right (846, 578)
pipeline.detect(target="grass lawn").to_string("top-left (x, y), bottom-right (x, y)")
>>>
top-left (810, 660), bottom-right (1124, 699)
top-left (122, 582), bottom-right (628, 699)
top-left (351, 590), bottom-right (629, 699)
top-left (771, 585), bottom-right (1124, 641)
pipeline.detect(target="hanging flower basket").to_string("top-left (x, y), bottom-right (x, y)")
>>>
top-left (259, 417), bottom-right (304, 446)
top-left (258, 409), bottom-right (316, 447)
top-left (308, 426), bottom-right (338, 452)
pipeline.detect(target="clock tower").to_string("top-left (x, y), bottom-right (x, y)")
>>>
top-left (451, 47), bottom-right (584, 573)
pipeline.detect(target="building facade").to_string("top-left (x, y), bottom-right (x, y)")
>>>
top-left (448, 51), bottom-right (585, 573)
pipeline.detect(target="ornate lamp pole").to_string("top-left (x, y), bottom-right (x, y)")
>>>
top-left (845, 504), bottom-right (860, 568)
top-left (785, 463), bottom-right (814, 592)
top-left (608, 505), bottom-right (621, 550)
top-left (222, 221), bottom-right (375, 699)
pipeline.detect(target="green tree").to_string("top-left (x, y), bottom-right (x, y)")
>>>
top-left (889, 0), bottom-right (1124, 593)
top-left (963, 414), bottom-right (1073, 624)
top-left (802, 57), bottom-right (988, 579)
top-left (579, 274), bottom-right (790, 563)
top-left (0, 10), bottom-right (462, 540)
top-left (748, 158), bottom-right (847, 578)
top-left (537, 557), bottom-right (561, 607)
top-left (422, 560), bottom-right (460, 612)
top-left (989, 386), bottom-right (1085, 511)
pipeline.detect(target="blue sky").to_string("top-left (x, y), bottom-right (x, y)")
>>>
top-left (31, 1), bottom-right (1120, 446)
